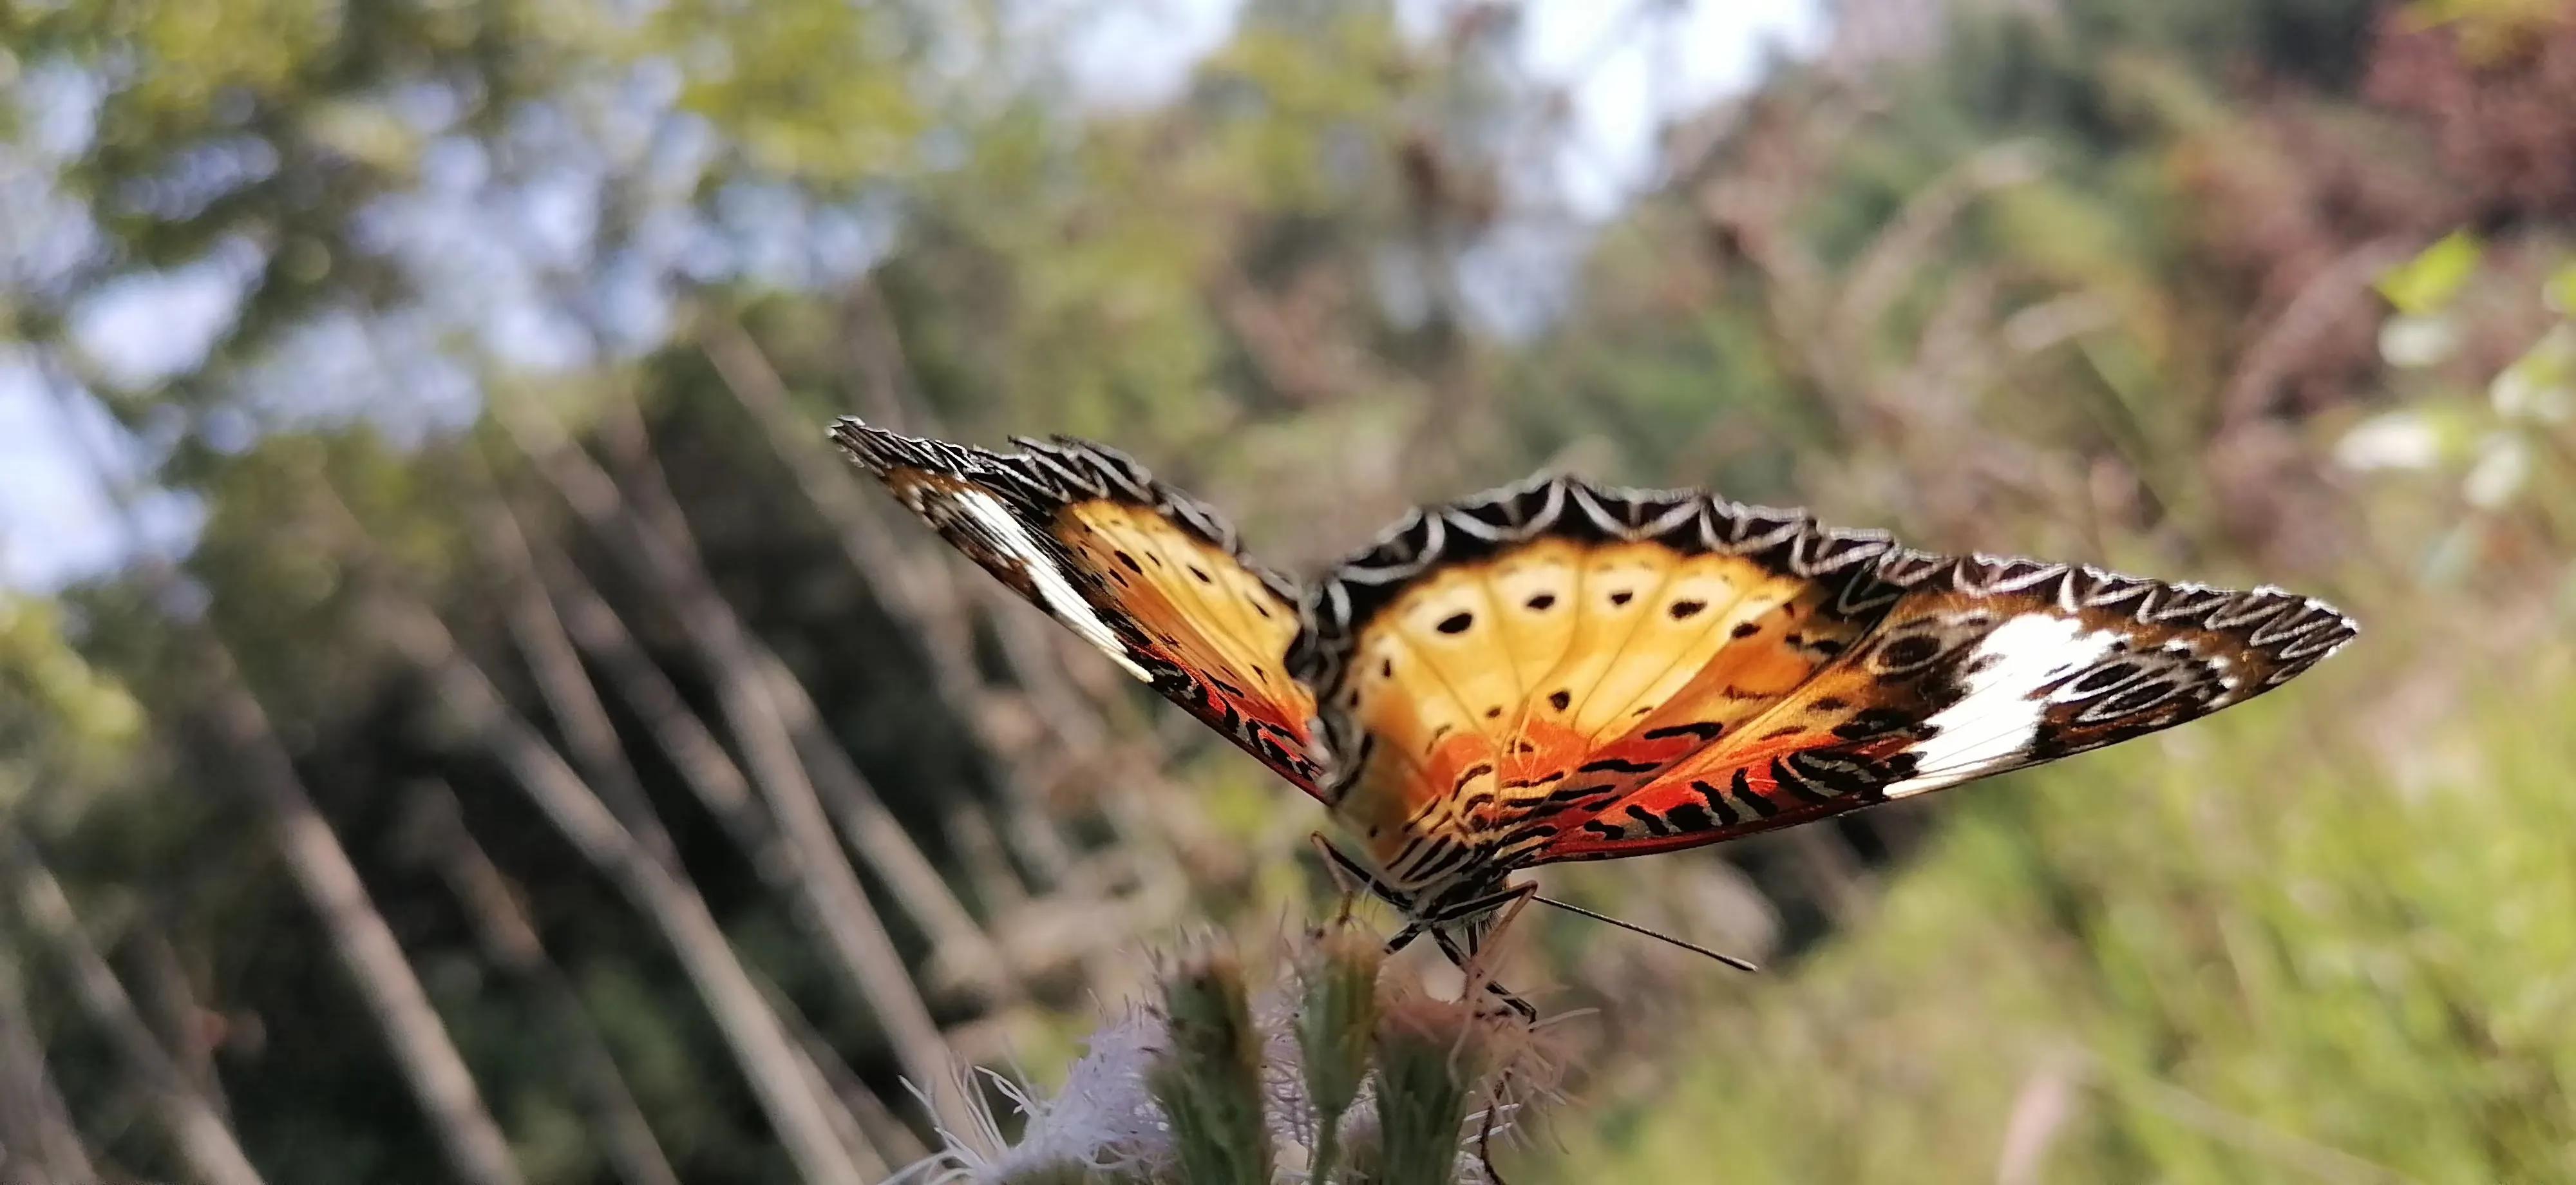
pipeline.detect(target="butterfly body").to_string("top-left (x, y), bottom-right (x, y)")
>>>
top-left (832, 418), bottom-right (2356, 994)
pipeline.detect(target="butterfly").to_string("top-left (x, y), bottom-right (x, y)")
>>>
top-left (832, 417), bottom-right (2357, 1014)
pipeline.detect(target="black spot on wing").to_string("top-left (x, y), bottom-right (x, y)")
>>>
top-left (1624, 804), bottom-right (1673, 837)
top-left (1691, 780), bottom-right (1741, 826)
top-left (1642, 721), bottom-right (1725, 741)
top-left (1730, 768), bottom-right (1780, 818)
top-left (1769, 754), bottom-right (1838, 804)
top-left (1577, 757), bottom-right (1662, 775)
top-left (1833, 707), bottom-right (1918, 739)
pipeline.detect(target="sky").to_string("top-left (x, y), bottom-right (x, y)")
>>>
top-left (1065, 0), bottom-right (1823, 214)
top-left (0, 359), bottom-right (207, 588)
top-left (0, 0), bottom-right (1822, 592)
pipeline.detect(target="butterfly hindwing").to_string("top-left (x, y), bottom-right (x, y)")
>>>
top-left (841, 420), bottom-right (2358, 889)
top-left (833, 418), bottom-right (1322, 796)
top-left (1292, 476), bottom-right (2357, 880)
top-left (1531, 565), bottom-right (2356, 860)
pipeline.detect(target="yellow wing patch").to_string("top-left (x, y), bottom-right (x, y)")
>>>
top-left (1325, 535), bottom-right (1841, 877)
top-left (835, 419), bottom-right (1322, 795)
top-left (1058, 501), bottom-right (1307, 712)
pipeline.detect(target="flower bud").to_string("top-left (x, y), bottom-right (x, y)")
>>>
top-left (1298, 922), bottom-right (1385, 1182)
top-left (1149, 947), bottom-right (1273, 1185)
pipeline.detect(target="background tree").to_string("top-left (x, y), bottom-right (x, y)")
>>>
top-left (1, 0), bottom-right (2571, 1180)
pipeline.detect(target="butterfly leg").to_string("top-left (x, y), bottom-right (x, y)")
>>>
top-left (1385, 883), bottom-right (1522, 957)
top-left (1417, 882), bottom-right (1539, 927)
top-left (1423, 882), bottom-right (1543, 1023)
top-left (1306, 835), bottom-right (1435, 953)
top-left (1475, 1094), bottom-right (1513, 1185)
top-left (1431, 928), bottom-right (1540, 1023)
top-left (1309, 831), bottom-right (1402, 925)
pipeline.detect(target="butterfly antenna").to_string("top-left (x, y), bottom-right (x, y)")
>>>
top-left (1529, 895), bottom-right (1759, 973)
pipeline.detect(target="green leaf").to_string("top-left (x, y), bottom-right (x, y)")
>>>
top-left (2376, 231), bottom-right (2484, 316)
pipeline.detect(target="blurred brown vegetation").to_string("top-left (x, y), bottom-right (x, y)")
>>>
top-left (1, 0), bottom-right (2573, 1182)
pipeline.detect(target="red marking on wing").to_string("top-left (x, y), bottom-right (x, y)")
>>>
top-left (1515, 726), bottom-right (1927, 855)
top-left (1530, 734), bottom-right (1919, 862)
top-left (1142, 638), bottom-right (1320, 797)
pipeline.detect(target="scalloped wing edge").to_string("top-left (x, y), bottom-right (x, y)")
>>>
top-left (833, 417), bottom-right (1305, 603)
top-left (1287, 473), bottom-right (2358, 797)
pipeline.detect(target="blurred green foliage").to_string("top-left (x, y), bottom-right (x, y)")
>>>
top-left (1, 0), bottom-right (2572, 1181)
top-left (1544, 663), bottom-right (2576, 1183)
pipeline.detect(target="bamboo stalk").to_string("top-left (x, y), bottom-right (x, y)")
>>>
top-left (750, 969), bottom-right (911, 1176)
top-left (0, 939), bottom-right (99, 1185)
top-left (37, 367), bottom-right (525, 1185)
top-left (2, 833), bottom-right (265, 1185)
top-left (697, 312), bottom-right (1083, 881)
top-left (517, 517), bottom-right (779, 863)
top-left (585, 390), bottom-right (1048, 934)
top-left (463, 461), bottom-right (678, 866)
top-left (131, 923), bottom-right (231, 1123)
top-left (196, 632), bottom-right (530, 1185)
top-left (492, 400), bottom-right (995, 1119)
top-left (696, 314), bottom-right (981, 715)
top-left (520, 512), bottom-right (1013, 1028)
top-left (406, 782), bottom-right (686, 1185)
top-left (370, 593), bottom-right (873, 1185)
top-left (705, 308), bottom-right (1242, 951)
top-left (747, 647), bottom-right (1014, 994)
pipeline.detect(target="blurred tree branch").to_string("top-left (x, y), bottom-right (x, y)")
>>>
top-left (363, 576), bottom-right (878, 1185)
top-left (482, 399), bottom-right (980, 1129)
top-left (128, 923), bottom-right (230, 1126)
top-left (494, 395), bottom-right (1014, 987)
top-left (0, 934), bottom-right (99, 1185)
top-left (402, 782), bottom-right (687, 1185)
top-left (2, 833), bottom-right (264, 1185)
top-left (35, 365), bottom-right (527, 1185)
top-left (696, 313), bottom-right (1084, 884)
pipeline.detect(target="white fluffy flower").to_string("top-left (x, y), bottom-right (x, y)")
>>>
top-left (2334, 412), bottom-right (2441, 472)
top-left (888, 984), bottom-right (1530, 1184)
top-left (895, 1008), bottom-right (1173, 1184)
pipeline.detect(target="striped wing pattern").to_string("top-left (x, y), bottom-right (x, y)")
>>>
top-left (833, 419), bottom-right (1323, 797)
top-left (1289, 476), bottom-right (2356, 889)
top-left (838, 419), bottom-right (2356, 914)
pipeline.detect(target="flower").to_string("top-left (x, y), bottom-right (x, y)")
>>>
top-left (2334, 412), bottom-right (2442, 471)
top-left (891, 928), bottom-right (1558, 1185)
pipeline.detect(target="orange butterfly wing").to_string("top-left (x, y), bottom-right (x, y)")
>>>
top-left (1290, 477), bottom-right (2356, 884)
top-left (1527, 558), bottom-right (2356, 862)
top-left (833, 419), bottom-right (1322, 797)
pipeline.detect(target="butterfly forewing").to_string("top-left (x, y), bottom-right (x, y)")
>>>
top-left (1291, 476), bottom-right (2358, 880)
top-left (838, 418), bottom-right (2357, 895)
top-left (833, 418), bottom-right (1323, 796)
